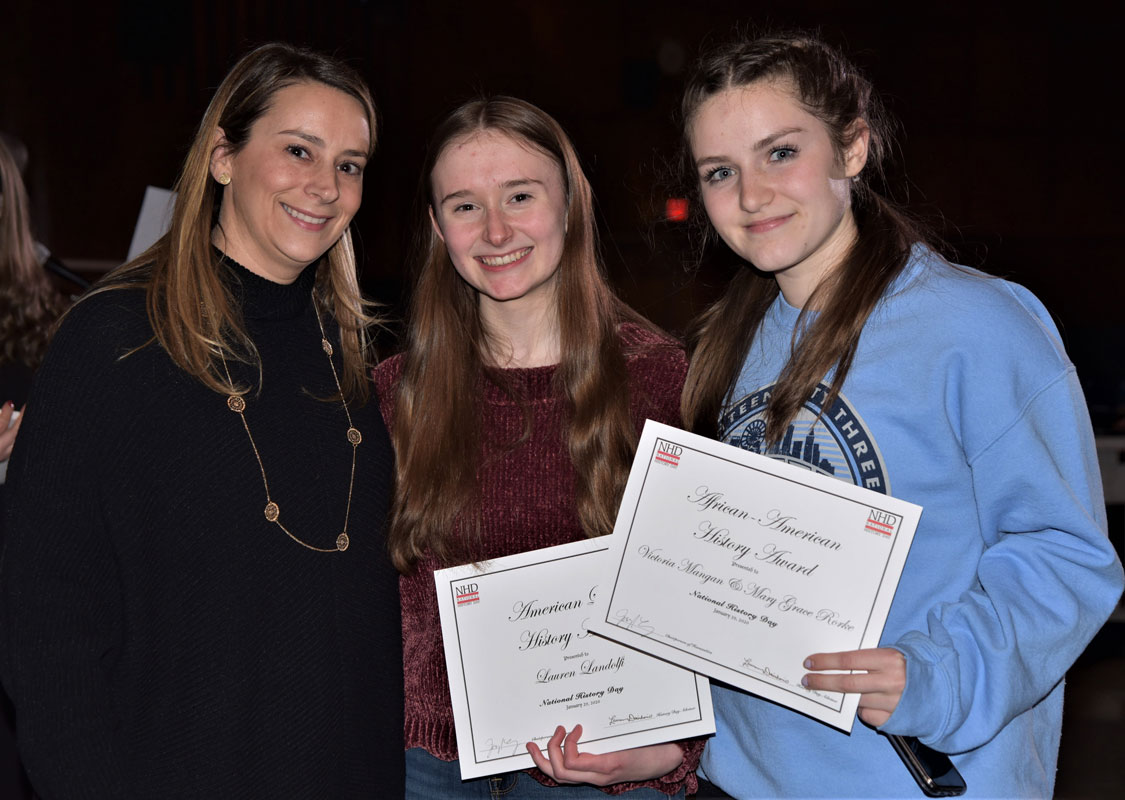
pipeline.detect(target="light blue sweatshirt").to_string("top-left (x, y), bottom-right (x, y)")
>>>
top-left (700, 247), bottom-right (1124, 798)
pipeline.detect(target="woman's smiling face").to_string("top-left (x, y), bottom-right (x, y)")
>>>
top-left (690, 79), bottom-right (867, 307)
top-left (211, 81), bottom-right (371, 284)
top-left (428, 130), bottom-right (569, 320)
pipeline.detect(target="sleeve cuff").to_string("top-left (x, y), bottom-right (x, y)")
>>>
top-left (878, 637), bottom-right (958, 745)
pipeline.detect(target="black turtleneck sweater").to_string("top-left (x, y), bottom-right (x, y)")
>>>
top-left (0, 260), bottom-right (404, 798)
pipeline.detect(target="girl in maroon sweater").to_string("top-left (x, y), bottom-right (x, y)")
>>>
top-left (374, 96), bottom-right (701, 797)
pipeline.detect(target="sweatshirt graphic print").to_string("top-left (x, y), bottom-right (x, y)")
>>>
top-left (719, 382), bottom-right (889, 495)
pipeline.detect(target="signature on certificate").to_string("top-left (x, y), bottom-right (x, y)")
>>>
top-left (611, 609), bottom-right (655, 636)
top-left (480, 737), bottom-right (522, 758)
top-left (608, 712), bottom-right (655, 727)
top-left (740, 658), bottom-right (791, 686)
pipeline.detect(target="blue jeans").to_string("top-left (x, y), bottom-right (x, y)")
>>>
top-left (405, 748), bottom-right (686, 799)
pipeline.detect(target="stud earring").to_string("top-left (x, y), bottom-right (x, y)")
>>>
top-left (217, 173), bottom-right (231, 185)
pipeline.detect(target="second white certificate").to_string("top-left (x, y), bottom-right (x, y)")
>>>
top-left (588, 421), bottom-right (922, 732)
top-left (435, 538), bottom-right (714, 779)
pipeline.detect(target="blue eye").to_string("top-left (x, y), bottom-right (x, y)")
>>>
top-left (769, 146), bottom-right (797, 162)
top-left (702, 166), bottom-right (735, 183)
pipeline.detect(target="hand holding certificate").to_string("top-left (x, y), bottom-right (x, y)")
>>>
top-left (526, 723), bottom-right (690, 788)
top-left (434, 538), bottom-right (714, 780)
top-left (589, 421), bottom-right (921, 732)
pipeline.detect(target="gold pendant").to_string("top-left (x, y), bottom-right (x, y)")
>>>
top-left (336, 533), bottom-right (349, 551)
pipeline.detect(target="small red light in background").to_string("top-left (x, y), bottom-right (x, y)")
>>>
top-left (665, 198), bottom-right (689, 222)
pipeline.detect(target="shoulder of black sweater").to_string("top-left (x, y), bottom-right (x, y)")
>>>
top-left (24, 287), bottom-right (150, 408)
top-left (46, 286), bottom-right (152, 367)
top-left (13, 286), bottom-right (155, 495)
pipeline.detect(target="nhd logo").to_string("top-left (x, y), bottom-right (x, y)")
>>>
top-left (655, 440), bottom-right (682, 467)
top-left (455, 582), bottom-right (480, 606)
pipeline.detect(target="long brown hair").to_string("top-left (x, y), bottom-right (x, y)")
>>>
top-left (0, 137), bottom-right (64, 371)
top-left (680, 33), bottom-right (931, 443)
top-left (90, 42), bottom-right (379, 401)
top-left (387, 96), bottom-right (654, 573)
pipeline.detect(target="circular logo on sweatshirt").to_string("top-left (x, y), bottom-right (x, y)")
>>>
top-left (718, 382), bottom-right (889, 494)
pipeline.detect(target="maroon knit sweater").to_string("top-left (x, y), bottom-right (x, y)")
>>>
top-left (374, 323), bottom-right (703, 795)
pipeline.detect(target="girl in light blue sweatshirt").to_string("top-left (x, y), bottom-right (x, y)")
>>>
top-left (678, 32), bottom-right (1123, 798)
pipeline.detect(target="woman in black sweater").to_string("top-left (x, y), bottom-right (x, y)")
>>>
top-left (0, 43), bottom-right (404, 798)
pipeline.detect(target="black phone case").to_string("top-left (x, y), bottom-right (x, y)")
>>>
top-left (887, 734), bottom-right (967, 797)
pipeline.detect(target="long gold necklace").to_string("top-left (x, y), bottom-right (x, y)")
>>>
top-left (221, 292), bottom-right (361, 553)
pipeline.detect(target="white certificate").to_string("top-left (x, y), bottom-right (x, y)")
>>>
top-left (588, 421), bottom-right (921, 732)
top-left (435, 538), bottom-right (714, 779)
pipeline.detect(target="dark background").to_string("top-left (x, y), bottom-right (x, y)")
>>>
top-left (1, 2), bottom-right (1123, 796)
top-left (3, 0), bottom-right (1123, 432)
